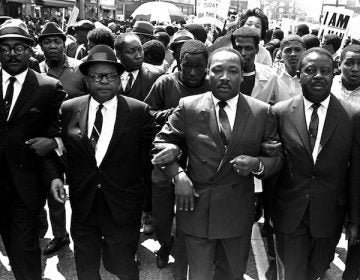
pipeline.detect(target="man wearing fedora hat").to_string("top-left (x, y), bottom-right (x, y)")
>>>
top-left (0, 18), bottom-right (66, 280)
top-left (38, 21), bottom-right (86, 256)
top-left (67, 19), bottom-right (95, 60)
top-left (132, 21), bottom-right (155, 45)
top-left (49, 44), bottom-right (157, 280)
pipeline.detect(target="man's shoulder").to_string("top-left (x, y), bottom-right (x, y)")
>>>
top-left (66, 56), bottom-right (82, 67)
top-left (62, 95), bottom-right (88, 110)
top-left (255, 62), bottom-right (277, 79)
top-left (30, 68), bottom-right (60, 86)
top-left (142, 62), bottom-right (165, 77)
top-left (273, 94), bottom-right (302, 113)
top-left (180, 91), bottom-right (211, 106)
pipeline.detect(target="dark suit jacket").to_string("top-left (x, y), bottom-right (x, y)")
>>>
top-left (120, 63), bottom-right (164, 101)
top-left (155, 92), bottom-right (283, 239)
top-left (0, 68), bottom-right (66, 210)
top-left (58, 95), bottom-right (158, 226)
top-left (272, 94), bottom-right (360, 238)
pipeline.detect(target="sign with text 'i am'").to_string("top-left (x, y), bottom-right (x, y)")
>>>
top-left (319, 5), bottom-right (353, 43)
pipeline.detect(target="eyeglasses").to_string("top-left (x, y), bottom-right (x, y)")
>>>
top-left (303, 67), bottom-right (332, 76)
top-left (87, 73), bottom-right (119, 82)
top-left (0, 45), bottom-right (30, 55)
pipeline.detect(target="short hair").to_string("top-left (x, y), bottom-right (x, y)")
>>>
top-left (273, 29), bottom-right (284, 41)
top-left (208, 47), bottom-right (243, 69)
top-left (280, 35), bottom-right (305, 50)
top-left (184, 24), bottom-right (208, 43)
top-left (239, 8), bottom-right (269, 40)
top-left (165, 25), bottom-right (175, 36)
top-left (143, 39), bottom-right (165, 64)
top-left (114, 33), bottom-right (140, 52)
top-left (299, 47), bottom-right (334, 71)
top-left (87, 28), bottom-right (114, 49)
top-left (231, 26), bottom-right (260, 47)
top-left (323, 34), bottom-right (342, 52)
top-left (180, 40), bottom-right (208, 62)
top-left (340, 44), bottom-right (360, 62)
top-left (155, 32), bottom-right (170, 47)
top-left (302, 34), bottom-right (320, 50)
top-left (296, 24), bottom-right (310, 36)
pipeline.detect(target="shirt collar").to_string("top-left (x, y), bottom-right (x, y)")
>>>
top-left (44, 54), bottom-right (68, 72)
top-left (121, 69), bottom-right (139, 80)
top-left (303, 94), bottom-right (330, 111)
top-left (212, 93), bottom-right (239, 110)
top-left (2, 68), bottom-right (28, 85)
top-left (89, 95), bottom-right (117, 112)
top-left (280, 69), bottom-right (298, 79)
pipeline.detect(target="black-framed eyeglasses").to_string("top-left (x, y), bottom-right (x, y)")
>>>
top-left (87, 72), bottom-right (119, 82)
top-left (0, 44), bottom-right (30, 55)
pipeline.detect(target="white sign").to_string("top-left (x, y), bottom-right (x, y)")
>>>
top-left (67, 6), bottom-right (79, 27)
top-left (319, 6), bottom-right (353, 42)
top-left (196, 0), bottom-right (231, 29)
top-left (99, 0), bottom-right (115, 6)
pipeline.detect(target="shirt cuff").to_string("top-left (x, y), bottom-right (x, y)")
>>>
top-left (54, 137), bottom-right (65, 156)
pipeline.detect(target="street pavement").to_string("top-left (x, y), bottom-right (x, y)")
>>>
top-left (0, 200), bottom-right (349, 280)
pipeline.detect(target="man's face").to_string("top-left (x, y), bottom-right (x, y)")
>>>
top-left (85, 63), bottom-right (120, 104)
top-left (281, 41), bottom-right (304, 73)
top-left (0, 38), bottom-right (31, 75)
top-left (208, 51), bottom-right (243, 101)
top-left (300, 52), bottom-right (333, 103)
top-left (340, 51), bottom-right (360, 88)
top-left (180, 53), bottom-right (207, 88)
top-left (117, 37), bottom-right (144, 72)
top-left (41, 36), bottom-right (64, 62)
top-left (233, 36), bottom-right (258, 70)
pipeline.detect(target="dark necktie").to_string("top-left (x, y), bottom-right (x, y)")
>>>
top-left (309, 103), bottom-right (320, 151)
top-left (4, 76), bottom-right (16, 119)
top-left (90, 104), bottom-right (103, 149)
top-left (218, 101), bottom-right (232, 147)
top-left (124, 73), bottom-right (133, 95)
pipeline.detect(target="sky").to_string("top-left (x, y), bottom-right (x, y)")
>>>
top-left (295, 0), bottom-right (325, 19)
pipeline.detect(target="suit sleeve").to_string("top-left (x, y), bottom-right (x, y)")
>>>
top-left (348, 112), bottom-right (360, 225)
top-left (258, 105), bottom-right (283, 179)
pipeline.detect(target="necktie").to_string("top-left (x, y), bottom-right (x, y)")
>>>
top-left (4, 76), bottom-right (16, 119)
top-left (90, 104), bottom-right (103, 149)
top-left (124, 73), bottom-right (133, 95)
top-left (218, 101), bottom-right (232, 147)
top-left (309, 103), bottom-right (320, 151)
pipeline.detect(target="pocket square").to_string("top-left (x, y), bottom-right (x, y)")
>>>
top-left (29, 108), bottom-right (40, 113)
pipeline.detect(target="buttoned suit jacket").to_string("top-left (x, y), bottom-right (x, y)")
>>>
top-left (155, 92), bottom-right (283, 239)
top-left (58, 95), bottom-right (158, 226)
top-left (272, 94), bottom-right (360, 237)
top-left (0, 68), bottom-right (66, 210)
top-left (120, 63), bottom-right (164, 101)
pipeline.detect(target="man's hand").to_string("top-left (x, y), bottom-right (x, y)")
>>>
top-left (346, 223), bottom-right (359, 246)
top-left (26, 137), bottom-right (57, 156)
top-left (230, 155), bottom-right (259, 176)
top-left (174, 172), bottom-right (199, 212)
top-left (151, 143), bottom-right (180, 166)
top-left (50, 178), bottom-right (67, 204)
top-left (261, 140), bottom-right (282, 157)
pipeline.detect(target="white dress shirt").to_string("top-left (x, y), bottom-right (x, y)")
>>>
top-left (87, 96), bottom-right (117, 166)
top-left (2, 69), bottom-right (28, 119)
top-left (212, 94), bottom-right (239, 131)
top-left (120, 70), bottom-right (139, 91)
top-left (303, 96), bottom-right (330, 162)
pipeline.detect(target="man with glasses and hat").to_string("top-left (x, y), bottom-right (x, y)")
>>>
top-left (0, 18), bottom-right (66, 280)
top-left (49, 44), bottom-right (158, 280)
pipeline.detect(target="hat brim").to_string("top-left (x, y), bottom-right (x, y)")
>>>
top-left (132, 31), bottom-right (155, 39)
top-left (39, 33), bottom-right (66, 43)
top-left (0, 34), bottom-right (34, 46)
top-left (79, 60), bottom-right (125, 76)
top-left (169, 39), bottom-right (189, 50)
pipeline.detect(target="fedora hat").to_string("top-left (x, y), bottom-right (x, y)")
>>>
top-left (79, 44), bottom-right (125, 75)
top-left (0, 18), bottom-right (34, 46)
top-left (132, 21), bottom-right (155, 39)
top-left (39, 22), bottom-right (66, 43)
top-left (74, 20), bottom-right (95, 31)
top-left (169, 29), bottom-right (194, 50)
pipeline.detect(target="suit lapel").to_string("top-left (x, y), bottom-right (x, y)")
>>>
top-left (0, 71), bottom-right (5, 122)
top-left (101, 96), bottom-right (129, 164)
top-left (8, 70), bottom-right (36, 122)
top-left (218, 94), bottom-right (250, 171)
top-left (201, 92), bottom-right (225, 155)
top-left (77, 96), bottom-right (94, 155)
top-left (290, 95), bottom-right (313, 159)
top-left (318, 95), bottom-right (341, 154)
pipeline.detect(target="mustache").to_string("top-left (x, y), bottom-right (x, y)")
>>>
top-left (8, 58), bottom-right (20, 63)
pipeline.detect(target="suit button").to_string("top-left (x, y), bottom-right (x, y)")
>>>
top-left (97, 184), bottom-right (101, 189)
top-left (311, 176), bottom-right (315, 179)
top-left (306, 194), bottom-right (309, 198)
top-left (19, 164), bottom-right (23, 168)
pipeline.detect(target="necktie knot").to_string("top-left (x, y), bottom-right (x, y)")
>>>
top-left (312, 103), bottom-right (320, 110)
top-left (9, 76), bottom-right (16, 85)
top-left (218, 101), bottom-right (228, 109)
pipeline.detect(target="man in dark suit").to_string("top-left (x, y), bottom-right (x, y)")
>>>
top-left (114, 32), bottom-right (164, 234)
top-left (50, 45), bottom-right (157, 280)
top-left (271, 47), bottom-right (360, 280)
top-left (0, 19), bottom-right (66, 280)
top-left (152, 47), bottom-right (283, 280)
